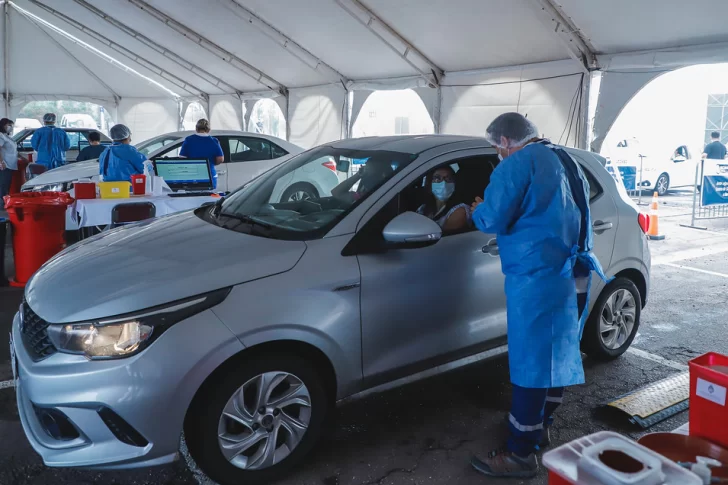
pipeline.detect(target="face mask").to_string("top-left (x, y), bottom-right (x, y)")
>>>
top-left (431, 181), bottom-right (455, 201)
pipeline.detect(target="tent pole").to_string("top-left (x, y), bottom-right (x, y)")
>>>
top-left (285, 93), bottom-right (291, 142)
top-left (434, 86), bottom-right (442, 134)
top-left (3, 1), bottom-right (9, 116)
top-left (127, 0), bottom-right (286, 96)
top-left (26, 0), bottom-right (204, 100)
top-left (579, 73), bottom-right (591, 150)
top-left (72, 0), bottom-right (239, 96)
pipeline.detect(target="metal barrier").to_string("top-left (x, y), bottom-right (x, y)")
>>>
top-left (682, 159), bottom-right (728, 230)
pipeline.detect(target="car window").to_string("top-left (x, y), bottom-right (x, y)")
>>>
top-left (155, 143), bottom-right (182, 158)
top-left (66, 132), bottom-right (81, 151)
top-left (137, 135), bottom-right (181, 157)
top-left (206, 146), bottom-right (418, 240)
top-left (271, 143), bottom-right (288, 158)
top-left (228, 137), bottom-right (273, 162)
top-left (582, 166), bottom-right (603, 201)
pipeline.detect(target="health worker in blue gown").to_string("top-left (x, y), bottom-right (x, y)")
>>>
top-left (31, 113), bottom-right (71, 169)
top-left (469, 113), bottom-right (609, 479)
top-left (99, 124), bottom-right (146, 182)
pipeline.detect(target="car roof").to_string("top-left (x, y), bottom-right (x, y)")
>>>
top-left (143, 130), bottom-right (303, 153)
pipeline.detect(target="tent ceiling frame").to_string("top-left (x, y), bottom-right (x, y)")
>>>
top-left (15, 4), bottom-right (122, 102)
top-left (72, 0), bottom-right (239, 96)
top-left (527, 0), bottom-right (597, 71)
top-left (27, 0), bottom-right (205, 99)
top-left (219, 0), bottom-right (349, 85)
top-left (126, 0), bottom-right (287, 96)
top-left (334, 0), bottom-right (444, 87)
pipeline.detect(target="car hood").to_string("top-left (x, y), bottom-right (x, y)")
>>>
top-left (21, 160), bottom-right (98, 189)
top-left (26, 211), bottom-right (306, 323)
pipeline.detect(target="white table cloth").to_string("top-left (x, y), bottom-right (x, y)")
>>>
top-left (67, 194), bottom-right (218, 229)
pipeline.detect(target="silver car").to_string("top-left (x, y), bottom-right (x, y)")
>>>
top-left (11, 136), bottom-right (650, 485)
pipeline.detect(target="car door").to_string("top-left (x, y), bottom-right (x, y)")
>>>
top-left (225, 137), bottom-right (284, 191)
top-left (355, 151), bottom-right (508, 385)
top-left (670, 145), bottom-right (697, 188)
top-left (569, 152), bottom-right (618, 294)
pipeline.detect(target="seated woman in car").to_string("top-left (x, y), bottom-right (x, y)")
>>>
top-left (417, 165), bottom-right (470, 232)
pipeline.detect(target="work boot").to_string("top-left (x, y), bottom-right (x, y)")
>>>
top-left (471, 447), bottom-right (539, 479)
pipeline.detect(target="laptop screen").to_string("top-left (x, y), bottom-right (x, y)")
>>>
top-left (153, 159), bottom-right (212, 191)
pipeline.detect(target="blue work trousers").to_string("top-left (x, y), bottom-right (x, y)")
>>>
top-left (506, 291), bottom-right (588, 457)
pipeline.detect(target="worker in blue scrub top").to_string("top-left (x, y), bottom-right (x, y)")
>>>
top-left (31, 113), bottom-right (71, 169)
top-left (469, 113), bottom-right (609, 479)
top-left (99, 124), bottom-right (146, 182)
top-left (179, 119), bottom-right (224, 189)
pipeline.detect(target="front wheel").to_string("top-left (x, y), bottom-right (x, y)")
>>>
top-left (185, 354), bottom-right (330, 485)
top-left (281, 183), bottom-right (318, 203)
top-left (581, 277), bottom-right (642, 361)
top-left (655, 173), bottom-right (669, 196)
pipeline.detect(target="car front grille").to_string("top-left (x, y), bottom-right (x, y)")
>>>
top-left (20, 299), bottom-right (57, 361)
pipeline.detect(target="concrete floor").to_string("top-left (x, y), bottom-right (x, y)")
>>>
top-left (0, 190), bottom-right (727, 484)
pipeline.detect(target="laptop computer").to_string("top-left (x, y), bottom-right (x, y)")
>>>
top-left (152, 158), bottom-right (214, 196)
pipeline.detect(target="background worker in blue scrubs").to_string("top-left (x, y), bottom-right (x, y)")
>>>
top-left (99, 124), bottom-right (146, 182)
top-left (31, 113), bottom-right (71, 169)
top-left (469, 113), bottom-right (607, 479)
top-left (179, 119), bottom-right (224, 189)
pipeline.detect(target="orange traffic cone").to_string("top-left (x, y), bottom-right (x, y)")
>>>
top-left (647, 192), bottom-right (665, 240)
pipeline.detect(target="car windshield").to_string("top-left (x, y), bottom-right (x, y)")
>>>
top-left (202, 146), bottom-right (418, 240)
top-left (136, 135), bottom-right (182, 156)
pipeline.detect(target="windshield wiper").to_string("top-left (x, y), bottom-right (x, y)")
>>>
top-left (217, 211), bottom-right (273, 230)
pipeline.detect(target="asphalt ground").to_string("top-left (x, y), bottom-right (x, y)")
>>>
top-left (0, 189), bottom-right (727, 485)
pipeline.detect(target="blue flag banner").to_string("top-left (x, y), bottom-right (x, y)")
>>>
top-left (702, 175), bottom-right (728, 207)
top-left (616, 165), bottom-right (637, 191)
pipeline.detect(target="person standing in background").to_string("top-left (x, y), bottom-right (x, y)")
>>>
top-left (179, 119), bottom-right (224, 189)
top-left (31, 113), bottom-right (71, 169)
top-left (703, 131), bottom-right (727, 160)
top-left (76, 131), bottom-right (106, 162)
top-left (0, 118), bottom-right (17, 203)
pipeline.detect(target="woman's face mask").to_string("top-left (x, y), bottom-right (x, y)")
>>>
top-left (431, 181), bottom-right (455, 201)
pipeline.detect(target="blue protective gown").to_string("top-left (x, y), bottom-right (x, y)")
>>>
top-left (31, 126), bottom-right (71, 169)
top-left (99, 143), bottom-right (147, 182)
top-left (472, 142), bottom-right (586, 389)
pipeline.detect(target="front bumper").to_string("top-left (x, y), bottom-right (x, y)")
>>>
top-left (12, 308), bottom-right (244, 469)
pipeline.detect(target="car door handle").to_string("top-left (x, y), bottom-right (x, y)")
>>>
top-left (592, 221), bottom-right (614, 233)
top-left (217, 170), bottom-right (227, 175)
top-left (482, 238), bottom-right (499, 256)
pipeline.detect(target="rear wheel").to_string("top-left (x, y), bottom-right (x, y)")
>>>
top-left (185, 354), bottom-right (330, 485)
top-left (655, 173), bottom-right (669, 196)
top-left (281, 183), bottom-right (318, 203)
top-left (582, 277), bottom-right (641, 361)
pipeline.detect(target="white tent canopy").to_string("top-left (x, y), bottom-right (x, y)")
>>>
top-left (2, 0), bottom-right (728, 149)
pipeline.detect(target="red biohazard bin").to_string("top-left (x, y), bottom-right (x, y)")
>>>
top-left (131, 174), bottom-right (146, 195)
top-left (4, 192), bottom-right (74, 287)
top-left (689, 352), bottom-right (728, 448)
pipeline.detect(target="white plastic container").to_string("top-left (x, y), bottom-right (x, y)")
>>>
top-left (543, 431), bottom-right (701, 485)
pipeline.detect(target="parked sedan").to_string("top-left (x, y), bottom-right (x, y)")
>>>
top-left (11, 136), bottom-right (650, 485)
top-left (21, 130), bottom-right (338, 199)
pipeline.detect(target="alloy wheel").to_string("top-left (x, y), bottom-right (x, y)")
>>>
top-left (656, 175), bottom-right (669, 196)
top-left (599, 288), bottom-right (637, 350)
top-left (287, 191), bottom-right (312, 202)
top-left (217, 372), bottom-right (312, 470)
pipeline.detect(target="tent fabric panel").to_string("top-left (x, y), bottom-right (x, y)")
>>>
top-left (118, 98), bottom-right (179, 144)
top-left (441, 64), bottom-right (584, 146)
top-left (228, 0), bottom-right (415, 80)
top-left (362, 0), bottom-right (568, 71)
top-left (556, 0), bottom-right (728, 55)
top-left (209, 95), bottom-right (243, 131)
top-left (288, 85), bottom-right (346, 148)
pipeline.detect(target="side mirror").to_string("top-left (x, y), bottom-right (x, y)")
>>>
top-left (382, 212), bottom-right (442, 248)
top-left (336, 159), bottom-right (350, 173)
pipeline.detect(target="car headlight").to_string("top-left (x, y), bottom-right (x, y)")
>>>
top-left (46, 287), bottom-right (230, 359)
top-left (26, 183), bottom-right (67, 192)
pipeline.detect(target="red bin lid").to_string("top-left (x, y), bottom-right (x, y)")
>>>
top-left (3, 191), bottom-right (75, 208)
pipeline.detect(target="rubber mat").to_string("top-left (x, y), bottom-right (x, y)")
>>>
top-left (604, 371), bottom-right (690, 429)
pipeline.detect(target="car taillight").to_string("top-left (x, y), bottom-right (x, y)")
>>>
top-left (638, 212), bottom-right (650, 234)
top-left (322, 161), bottom-right (337, 172)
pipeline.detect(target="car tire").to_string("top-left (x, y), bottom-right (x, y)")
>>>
top-left (281, 183), bottom-right (319, 203)
top-left (655, 173), bottom-right (669, 196)
top-left (581, 277), bottom-right (642, 361)
top-left (185, 353), bottom-right (330, 485)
